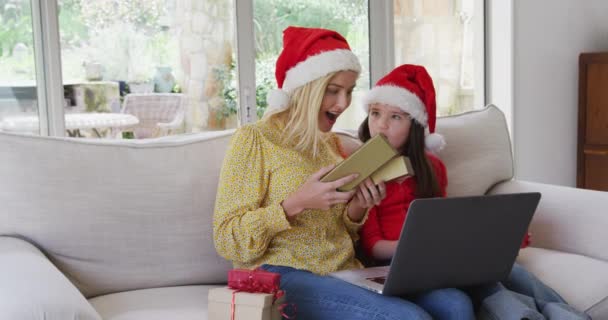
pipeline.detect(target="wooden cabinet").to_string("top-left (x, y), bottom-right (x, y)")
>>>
top-left (578, 53), bottom-right (608, 191)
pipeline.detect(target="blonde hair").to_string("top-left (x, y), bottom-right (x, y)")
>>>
top-left (263, 73), bottom-right (336, 158)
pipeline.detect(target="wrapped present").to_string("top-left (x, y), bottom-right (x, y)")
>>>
top-left (208, 287), bottom-right (285, 320)
top-left (228, 269), bottom-right (281, 294)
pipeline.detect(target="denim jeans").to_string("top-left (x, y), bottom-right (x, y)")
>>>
top-left (504, 263), bottom-right (567, 309)
top-left (260, 264), bottom-right (475, 320)
top-left (468, 263), bottom-right (590, 320)
top-left (468, 263), bottom-right (565, 305)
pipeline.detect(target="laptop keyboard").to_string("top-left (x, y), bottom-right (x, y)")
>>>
top-left (366, 276), bottom-right (386, 285)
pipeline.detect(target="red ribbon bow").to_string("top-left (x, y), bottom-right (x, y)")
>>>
top-left (228, 268), bottom-right (281, 295)
top-left (228, 268), bottom-right (295, 319)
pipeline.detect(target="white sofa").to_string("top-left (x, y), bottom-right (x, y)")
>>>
top-left (1, 105), bottom-right (607, 320)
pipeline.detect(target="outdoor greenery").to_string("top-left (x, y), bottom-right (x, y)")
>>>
top-left (202, 0), bottom-right (369, 120)
top-left (214, 59), bottom-right (274, 121)
top-left (0, 0), bottom-right (32, 58)
top-left (69, 0), bottom-right (173, 83)
top-left (253, 0), bottom-right (369, 117)
top-left (253, 0), bottom-right (367, 57)
top-left (212, 62), bottom-right (239, 122)
top-left (1, 0), bottom-right (478, 133)
top-left (1, 0), bottom-right (369, 124)
top-left (0, 0), bottom-right (173, 82)
top-left (0, 0), bottom-right (34, 80)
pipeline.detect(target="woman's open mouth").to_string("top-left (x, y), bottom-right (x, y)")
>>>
top-left (326, 111), bottom-right (338, 124)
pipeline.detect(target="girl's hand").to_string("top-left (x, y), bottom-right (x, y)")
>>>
top-left (372, 240), bottom-right (398, 261)
top-left (347, 179), bottom-right (386, 222)
top-left (281, 165), bottom-right (357, 219)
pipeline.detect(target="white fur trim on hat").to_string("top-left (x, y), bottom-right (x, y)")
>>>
top-left (362, 85), bottom-right (428, 127)
top-left (266, 89), bottom-right (290, 113)
top-left (282, 49), bottom-right (361, 93)
top-left (425, 132), bottom-right (446, 154)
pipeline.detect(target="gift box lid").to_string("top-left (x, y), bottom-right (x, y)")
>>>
top-left (208, 287), bottom-right (277, 307)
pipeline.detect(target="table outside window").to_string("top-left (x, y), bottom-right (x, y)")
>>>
top-left (0, 113), bottom-right (139, 138)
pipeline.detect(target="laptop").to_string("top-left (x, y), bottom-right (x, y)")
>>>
top-left (330, 192), bottom-right (541, 296)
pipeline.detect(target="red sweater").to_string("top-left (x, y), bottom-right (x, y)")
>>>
top-left (359, 153), bottom-right (448, 257)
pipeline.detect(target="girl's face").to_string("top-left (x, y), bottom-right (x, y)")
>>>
top-left (368, 103), bottom-right (413, 151)
top-left (318, 71), bottom-right (358, 132)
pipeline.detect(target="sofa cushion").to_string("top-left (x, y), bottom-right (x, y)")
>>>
top-left (490, 180), bottom-right (608, 263)
top-left (0, 237), bottom-right (101, 320)
top-left (88, 285), bottom-right (221, 320)
top-left (517, 247), bottom-right (608, 314)
top-left (0, 131), bottom-right (233, 298)
top-left (435, 104), bottom-right (514, 197)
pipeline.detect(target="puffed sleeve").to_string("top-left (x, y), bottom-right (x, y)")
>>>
top-left (213, 126), bottom-right (291, 264)
top-left (330, 133), bottom-right (368, 241)
top-left (342, 208), bottom-right (368, 242)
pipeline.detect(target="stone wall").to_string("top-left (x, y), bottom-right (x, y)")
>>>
top-left (174, 0), bottom-right (234, 131)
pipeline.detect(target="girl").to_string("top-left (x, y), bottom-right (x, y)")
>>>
top-left (214, 27), bottom-right (474, 320)
top-left (358, 64), bottom-right (589, 320)
top-left (358, 64), bottom-right (446, 263)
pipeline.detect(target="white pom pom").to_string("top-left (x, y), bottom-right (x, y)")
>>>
top-left (266, 89), bottom-right (289, 113)
top-left (425, 133), bottom-right (446, 154)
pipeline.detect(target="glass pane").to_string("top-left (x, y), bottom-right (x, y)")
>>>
top-left (58, 0), bottom-right (237, 139)
top-left (253, 0), bottom-right (369, 131)
top-left (0, 0), bottom-right (39, 135)
top-left (394, 0), bottom-right (481, 116)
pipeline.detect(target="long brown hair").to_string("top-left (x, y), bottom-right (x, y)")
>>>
top-left (358, 118), bottom-right (441, 198)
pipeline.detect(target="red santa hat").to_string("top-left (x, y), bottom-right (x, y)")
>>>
top-left (362, 64), bottom-right (445, 153)
top-left (266, 26), bottom-right (361, 113)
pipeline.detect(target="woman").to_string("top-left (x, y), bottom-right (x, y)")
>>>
top-left (213, 26), bottom-right (474, 320)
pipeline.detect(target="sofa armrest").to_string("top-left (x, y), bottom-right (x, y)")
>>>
top-left (0, 236), bottom-right (101, 320)
top-left (488, 180), bottom-right (608, 262)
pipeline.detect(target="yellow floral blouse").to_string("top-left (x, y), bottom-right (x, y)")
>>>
top-left (213, 120), bottom-right (365, 274)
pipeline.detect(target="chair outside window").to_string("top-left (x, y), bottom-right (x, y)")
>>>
top-left (121, 93), bottom-right (185, 139)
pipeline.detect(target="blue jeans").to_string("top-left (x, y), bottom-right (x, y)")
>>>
top-left (503, 263), bottom-right (567, 309)
top-left (260, 265), bottom-right (475, 320)
top-left (469, 263), bottom-right (566, 306)
top-left (468, 263), bottom-right (589, 320)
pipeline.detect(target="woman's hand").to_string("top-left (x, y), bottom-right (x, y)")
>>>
top-left (347, 179), bottom-right (386, 222)
top-left (281, 165), bottom-right (358, 219)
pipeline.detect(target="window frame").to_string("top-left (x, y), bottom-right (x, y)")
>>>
top-left (31, 0), bottom-right (65, 136)
top-left (31, 0), bottom-right (486, 134)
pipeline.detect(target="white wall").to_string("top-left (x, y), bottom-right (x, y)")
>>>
top-left (490, 0), bottom-right (608, 187)
top-left (486, 0), bottom-right (513, 135)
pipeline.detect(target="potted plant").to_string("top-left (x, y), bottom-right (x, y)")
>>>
top-left (207, 63), bottom-right (238, 130)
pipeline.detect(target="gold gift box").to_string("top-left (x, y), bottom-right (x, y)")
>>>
top-left (322, 134), bottom-right (414, 191)
top-left (371, 155), bottom-right (414, 185)
top-left (207, 287), bottom-right (285, 320)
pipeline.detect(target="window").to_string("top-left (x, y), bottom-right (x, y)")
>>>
top-left (253, 0), bottom-right (369, 131)
top-left (0, 0), bottom-right (40, 134)
top-left (393, 0), bottom-right (484, 116)
top-left (0, 1), bottom-right (485, 138)
top-left (57, 0), bottom-right (237, 138)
